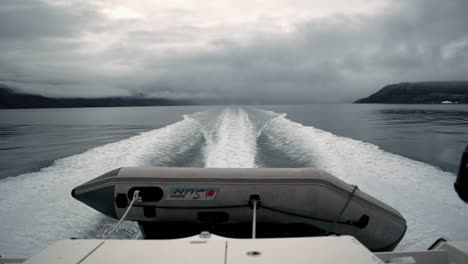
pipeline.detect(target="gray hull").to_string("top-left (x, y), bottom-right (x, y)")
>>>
top-left (72, 167), bottom-right (406, 251)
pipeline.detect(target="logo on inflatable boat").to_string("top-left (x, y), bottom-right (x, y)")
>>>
top-left (166, 187), bottom-right (219, 200)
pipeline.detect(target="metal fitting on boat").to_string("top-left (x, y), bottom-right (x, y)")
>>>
top-left (199, 231), bottom-right (211, 239)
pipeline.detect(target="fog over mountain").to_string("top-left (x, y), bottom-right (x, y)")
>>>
top-left (1, 0), bottom-right (467, 103)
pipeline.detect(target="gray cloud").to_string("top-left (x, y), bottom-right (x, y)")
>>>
top-left (0, 0), bottom-right (467, 102)
top-left (0, 0), bottom-right (102, 40)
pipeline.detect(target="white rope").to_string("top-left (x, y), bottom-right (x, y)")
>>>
top-left (76, 190), bottom-right (140, 264)
top-left (330, 185), bottom-right (358, 233)
top-left (252, 200), bottom-right (258, 239)
top-left (103, 190), bottom-right (140, 239)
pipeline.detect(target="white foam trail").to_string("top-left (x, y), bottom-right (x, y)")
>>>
top-left (262, 115), bottom-right (468, 250)
top-left (203, 107), bottom-right (258, 168)
top-left (0, 116), bottom-right (202, 257)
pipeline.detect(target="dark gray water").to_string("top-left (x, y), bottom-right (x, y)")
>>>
top-left (1, 104), bottom-right (466, 179)
top-left (1, 104), bottom-right (468, 257)
top-left (0, 106), bottom-right (205, 178)
top-left (262, 104), bottom-right (468, 172)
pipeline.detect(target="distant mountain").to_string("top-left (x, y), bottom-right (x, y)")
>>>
top-left (0, 85), bottom-right (193, 109)
top-left (355, 82), bottom-right (468, 104)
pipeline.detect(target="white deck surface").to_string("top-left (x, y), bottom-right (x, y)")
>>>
top-left (23, 235), bottom-right (384, 264)
top-left (10, 235), bottom-right (468, 264)
top-left (226, 236), bottom-right (383, 264)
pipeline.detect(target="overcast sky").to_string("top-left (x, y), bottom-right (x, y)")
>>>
top-left (1, 0), bottom-right (467, 102)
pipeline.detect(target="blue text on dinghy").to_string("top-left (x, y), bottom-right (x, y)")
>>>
top-left (71, 167), bottom-right (407, 251)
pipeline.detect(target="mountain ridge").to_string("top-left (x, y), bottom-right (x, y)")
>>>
top-left (355, 81), bottom-right (468, 104)
top-left (0, 85), bottom-right (194, 109)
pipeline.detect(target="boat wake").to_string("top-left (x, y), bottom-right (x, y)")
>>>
top-left (0, 116), bottom-right (201, 257)
top-left (0, 106), bottom-right (467, 257)
top-left (186, 107), bottom-right (258, 168)
top-left (259, 110), bottom-right (468, 250)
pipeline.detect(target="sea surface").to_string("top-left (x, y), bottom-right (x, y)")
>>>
top-left (0, 104), bottom-right (467, 257)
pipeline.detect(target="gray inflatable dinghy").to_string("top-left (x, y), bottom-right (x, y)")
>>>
top-left (72, 167), bottom-right (406, 251)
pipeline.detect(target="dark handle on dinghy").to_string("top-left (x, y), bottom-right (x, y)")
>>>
top-left (349, 214), bottom-right (369, 229)
top-left (455, 144), bottom-right (468, 203)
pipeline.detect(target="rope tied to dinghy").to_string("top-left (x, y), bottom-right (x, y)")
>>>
top-left (249, 195), bottom-right (261, 239)
top-left (128, 203), bottom-right (368, 228)
top-left (330, 185), bottom-right (359, 234)
top-left (122, 187), bottom-right (368, 233)
top-left (76, 190), bottom-right (141, 264)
